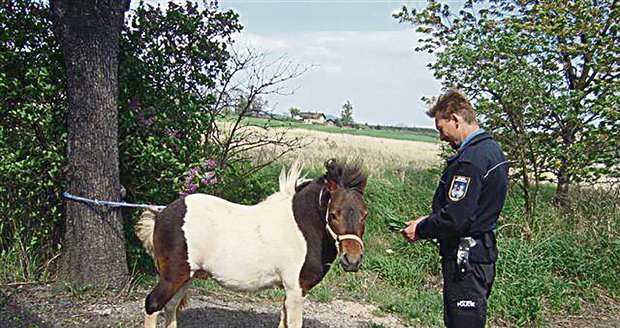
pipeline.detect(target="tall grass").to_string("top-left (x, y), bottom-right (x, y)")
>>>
top-left (343, 167), bottom-right (620, 327)
top-left (185, 163), bottom-right (619, 327)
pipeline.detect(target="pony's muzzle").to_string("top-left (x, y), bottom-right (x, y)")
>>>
top-left (339, 238), bottom-right (364, 271)
top-left (340, 252), bottom-right (363, 272)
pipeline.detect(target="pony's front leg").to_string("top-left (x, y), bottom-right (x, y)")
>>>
top-left (164, 280), bottom-right (191, 328)
top-left (282, 286), bottom-right (304, 328)
top-left (144, 311), bottom-right (159, 328)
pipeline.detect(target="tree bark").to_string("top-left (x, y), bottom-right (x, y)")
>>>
top-left (553, 120), bottom-right (576, 207)
top-left (51, 0), bottom-right (130, 288)
top-left (554, 168), bottom-right (570, 207)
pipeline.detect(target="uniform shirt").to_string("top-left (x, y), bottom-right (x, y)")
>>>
top-left (416, 131), bottom-right (509, 263)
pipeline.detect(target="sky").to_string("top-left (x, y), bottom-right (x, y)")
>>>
top-left (134, 0), bottom-right (443, 128)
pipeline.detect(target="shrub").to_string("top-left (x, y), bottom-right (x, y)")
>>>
top-left (0, 0), bottom-right (66, 282)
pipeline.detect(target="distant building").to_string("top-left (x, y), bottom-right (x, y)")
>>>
top-left (298, 112), bottom-right (326, 124)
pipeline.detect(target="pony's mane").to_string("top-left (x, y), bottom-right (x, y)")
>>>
top-left (295, 160), bottom-right (367, 193)
top-left (340, 162), bottom-right (367, 193)
top-left (278, 160), bottom-right (305, 196)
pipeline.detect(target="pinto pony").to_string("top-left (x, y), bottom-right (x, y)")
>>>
top-left (135, 159), bottom-right (368, 328)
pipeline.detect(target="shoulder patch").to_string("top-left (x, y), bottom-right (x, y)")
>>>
top-left (449, 175), bottom-right (470, 201)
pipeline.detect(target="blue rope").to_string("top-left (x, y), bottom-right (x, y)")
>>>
top-left (62, 191), bottom-right (166, 211)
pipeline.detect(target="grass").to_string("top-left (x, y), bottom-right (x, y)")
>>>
top-left (208, 165), bottom-right (616, 327)
top-left (0, 241), bottom-right (54, 284)
top-left (228, 116), bottom-right (440, 144)
top-left (357, 171), bottom-right (620, 327)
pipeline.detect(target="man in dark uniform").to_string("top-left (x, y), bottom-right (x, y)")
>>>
top-left (402, 89), bottom-right (509, 328)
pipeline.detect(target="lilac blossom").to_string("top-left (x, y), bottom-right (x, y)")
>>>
top-left (164, 128), bottom-right (183, 139)
top-left (129, 97), bottom-right (156, 128)
top-left (179, 159), bottom-right (219, 196)
top-left (204, 159), bottom-right (217, 168)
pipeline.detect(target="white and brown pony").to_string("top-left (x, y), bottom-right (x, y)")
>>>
top-left (135, 159), bottom-right (368, 328)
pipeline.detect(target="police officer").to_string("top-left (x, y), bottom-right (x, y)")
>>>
top-left (402, 89), bottom-right (509, 328)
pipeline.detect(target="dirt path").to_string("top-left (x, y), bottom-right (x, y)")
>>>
top-left (2, 283), bottom-right (619, 328)
top-left (0, 283), bottom-right (408, 328)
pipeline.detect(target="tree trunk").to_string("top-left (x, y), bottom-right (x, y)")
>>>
top-left (553, 121), bottom-right (575, 207)
top-left (51, 0), bottom-right (130, 288)
top-left (553, 167), bottom-right (570, 207)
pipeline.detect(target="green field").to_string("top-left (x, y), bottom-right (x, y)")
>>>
top-left (229, 116), bottom-right (441, 144)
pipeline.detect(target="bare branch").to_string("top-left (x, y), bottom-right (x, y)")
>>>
top-left (206, 44), bottom-right (311, 173)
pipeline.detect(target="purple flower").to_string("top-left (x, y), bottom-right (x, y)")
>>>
top-left (164, 128), bottom-right (183, 139)
top-left (144, 117), bottom-right (155, 127)
top-left (182, 182), bottom-right (199, 195)
top-left (204, 159), bottom-right (217, 168)
top-left (179, 165), bottom-right (218, 196)
top-left (202, 171), bottom-right (216, 179)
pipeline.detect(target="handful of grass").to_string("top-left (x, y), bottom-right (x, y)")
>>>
top-left (385, 213), bottom-right (407, 232)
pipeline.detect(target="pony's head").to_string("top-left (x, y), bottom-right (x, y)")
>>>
top-left (323, 159), bottom-right (368, 272)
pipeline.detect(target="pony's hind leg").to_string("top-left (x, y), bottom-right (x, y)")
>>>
top-left (278, 305), bottom-right (287, 328)
top-left (164, 280), bottom-right (191, 328)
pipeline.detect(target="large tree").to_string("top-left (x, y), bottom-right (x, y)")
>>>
top-left (340, 100), bottom-right (354, 126)
top-left (51, 0), bottom-right (130, 288)
top-left (396, 0), bottom-right (620, 210)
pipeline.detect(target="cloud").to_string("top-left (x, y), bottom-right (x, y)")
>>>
top-left (129, 0), bottom-right (440, 127)
top-left (233, 30), bottom-right (439, 127)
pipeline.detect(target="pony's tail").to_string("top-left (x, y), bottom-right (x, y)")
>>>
top-left (135, 206), bottom-right (159, 259)
top-left (279, 159), bottom-right (304, 196)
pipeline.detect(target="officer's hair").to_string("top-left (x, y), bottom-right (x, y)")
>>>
top-left (426, 89), bottom-right (477, 123)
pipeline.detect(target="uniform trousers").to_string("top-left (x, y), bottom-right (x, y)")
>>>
top-left (441, 259), bottom-right (495, 328)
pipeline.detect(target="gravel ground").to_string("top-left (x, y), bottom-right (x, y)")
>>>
top-left (2, 283), bottom-right (619, 328)
top-left (0, 283), bottom-right (407, 328)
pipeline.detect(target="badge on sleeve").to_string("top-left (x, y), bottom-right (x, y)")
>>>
top-left (449, 175), bottom-right (470, 201)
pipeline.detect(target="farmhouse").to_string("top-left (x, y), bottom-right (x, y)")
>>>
top-left (299, 112), bottom-right (326, 124)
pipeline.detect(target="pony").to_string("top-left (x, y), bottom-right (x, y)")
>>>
top-left (135, 159), bottom-right (368, 328)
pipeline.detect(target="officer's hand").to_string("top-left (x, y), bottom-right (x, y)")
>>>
top-left (402, 216), bottom-right (426, 243)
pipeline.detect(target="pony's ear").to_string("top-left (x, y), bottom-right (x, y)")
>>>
top-left (325, 159), bottom-right (343, 191)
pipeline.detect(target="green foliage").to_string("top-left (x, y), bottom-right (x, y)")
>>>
top-left (289, 106), bottom-right (301, 118)
top-left (340, 100), bottom-right (354, 126)
top-left (118, 0), bottom-right (242, 203)
top-left (0, 0), bottom-right (66, 282)
top-left (396, 0), bottom-right (620, 206)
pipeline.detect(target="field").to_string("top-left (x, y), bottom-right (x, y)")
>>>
top-left (230, 116), bottom-right (440, 143)
top-left (252, 127), bottom-right (442, 174)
